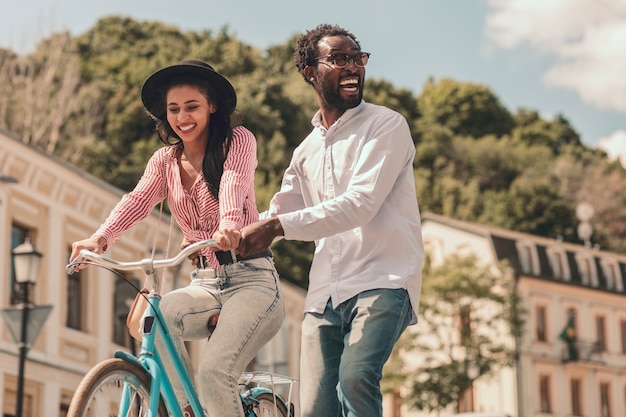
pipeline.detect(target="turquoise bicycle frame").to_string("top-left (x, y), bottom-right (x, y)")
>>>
top-left (116, 294), bottom-right (205, 417)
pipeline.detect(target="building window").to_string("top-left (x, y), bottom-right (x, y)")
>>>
top-left (601, 258), bottom-right (622, 291)
top-left (621, 320), bottom-right (626, 354)
top-left (536, 306), bottom-right (547, 342)
top-left (2, 375), bottom-right (35, 417)
top-left (10, 224), bottom-right (30, 305)
top-left (113, 275), bottom-right (140, 348)
top-left (606, 264), bottom-right (616, 290)
top-left (581, 257), bottom-right (591, 284)
top-left (519, 245), bottom-right (532, 274)
top-left (539, 374), bottom-right (552, 413)
top-left (576, 254), bottom-right (594, 285)
top-left (571, 378), bottom-right (583, 416)
top-left (596, 316), bottom-right (607, 352)
top-left (547, 247), bottom-right (570, 280)
top-left (66, 247), bottom-right (84, 331)
top-left (600, 382), bottom-right (611, 417)
top-left (60, 390), bottom-right (73, 417)
top-left (555, 252), bottom-right (565, 279)
top-left (516, 240), bottom-right (538, 275)
top-left (560, 309), bottom-right (579, 361)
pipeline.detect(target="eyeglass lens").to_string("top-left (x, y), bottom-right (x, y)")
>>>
top-left (330, 53), bottom-right (369, 68)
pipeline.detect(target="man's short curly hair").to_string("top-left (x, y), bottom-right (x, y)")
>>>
top-left (294, 24), bottom-right (361, 86)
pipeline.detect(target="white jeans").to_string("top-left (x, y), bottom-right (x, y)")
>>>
top-left (157, 256), bottom-right (285, 417)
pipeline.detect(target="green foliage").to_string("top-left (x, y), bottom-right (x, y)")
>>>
top-left (391, 254), bottom-right (526, 413)
top-left (479, 175), bottom-right (577, 239)
top-left (512, 108), bottom-right (583, 153)
top-left (270, 240), bottom-right (314, 288)
top-left (417, 77), bottom-right (514, 139)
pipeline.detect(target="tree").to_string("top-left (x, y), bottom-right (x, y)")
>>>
top-left (511, 108), bottom-right (583, 154)
top-left (479, 175), bottom-right (577, 240)
top-left (384, 254), bottom-right (525, 413)
top-left (0, 32), bottom-right (81, 154)
top-left (417, 77), bottom-right (514, 139)
top-left (0, 48), bottom-right (18, 131)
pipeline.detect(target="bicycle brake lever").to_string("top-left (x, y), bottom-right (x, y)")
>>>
top-left (65, 263), bottom-right (79, 275)
top-left (66, 257), bottom-right (85, 275)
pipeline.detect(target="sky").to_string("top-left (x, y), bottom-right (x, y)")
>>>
top-left (1, 0), bottom-right (625, 163)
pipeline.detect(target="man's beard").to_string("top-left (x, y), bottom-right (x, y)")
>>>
top-left (318, 76), bottom-right (362, 111)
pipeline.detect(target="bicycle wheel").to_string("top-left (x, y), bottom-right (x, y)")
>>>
top-left (251, 392), bottom-right (289, 417)
top-left (67, 358), bottom-right (168, 417)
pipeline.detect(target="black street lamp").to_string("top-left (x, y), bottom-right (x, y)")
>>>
top-left (2, 238), bottom-right (46, 417)
top-left (13, 238), bottom-right (42, 417)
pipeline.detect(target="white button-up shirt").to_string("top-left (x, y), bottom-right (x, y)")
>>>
top-left (268, 101), bottom-right (424, 322)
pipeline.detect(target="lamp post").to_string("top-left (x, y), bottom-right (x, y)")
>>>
top-left (10, 238), bottom-right (42, 417)
top-left (576, 202), bottom-right (594, 248)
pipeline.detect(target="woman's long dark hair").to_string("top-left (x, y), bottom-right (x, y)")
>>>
top-left (152, 74), bottom-right (242, 200)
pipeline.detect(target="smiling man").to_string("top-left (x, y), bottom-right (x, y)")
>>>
top-left (238, 24), bottom-right (424, 417)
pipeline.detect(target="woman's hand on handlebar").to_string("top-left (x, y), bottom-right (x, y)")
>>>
top-left (180, 237), bottom-right (226, 267)
top-left (70, 236), bottom-right (107, 271)
top-left (212, 229), bottom-right (241, 251)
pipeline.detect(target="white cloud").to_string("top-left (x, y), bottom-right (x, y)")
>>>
top-left (598, 130), bottom-right (626, 167)
top-left (485, 0), bottom-right (626, 112)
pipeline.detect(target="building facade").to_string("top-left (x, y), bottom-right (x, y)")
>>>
top-left (0, 129), bottom-right (305, 416)
top-left (418, 212), bottom-right (626, 417)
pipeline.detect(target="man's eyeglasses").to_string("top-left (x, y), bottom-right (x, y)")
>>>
top-left (314, 52), bottom-right (371, 68)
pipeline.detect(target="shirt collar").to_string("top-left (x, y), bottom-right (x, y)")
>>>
top-left (311, 100), bottom-right (366, 131)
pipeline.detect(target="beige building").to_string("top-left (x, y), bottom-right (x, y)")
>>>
top-left (415, 212), bottom-right (626, 417)
top-left (0, 129), bottom-right (305, 416)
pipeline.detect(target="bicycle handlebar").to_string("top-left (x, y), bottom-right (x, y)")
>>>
top-left (65, 239), bottom-right (219, 275)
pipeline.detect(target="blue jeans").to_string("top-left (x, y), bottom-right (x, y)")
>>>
top-left (300, 288), bottom-right (411, 417)
top-left (157, 256), bottom-right (285, 417)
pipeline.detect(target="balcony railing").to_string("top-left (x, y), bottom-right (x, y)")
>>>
top-left (561, 339), bottom-right (603, 362)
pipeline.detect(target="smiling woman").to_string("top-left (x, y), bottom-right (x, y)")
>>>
top-left (69, 59), bottom-right (285, 417)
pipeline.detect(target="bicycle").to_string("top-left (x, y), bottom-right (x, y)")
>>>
top-left (65, 239), bottom-right (295, 417)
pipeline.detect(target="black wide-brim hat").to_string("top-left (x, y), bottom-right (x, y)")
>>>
top-left (141, 59), bottom-right (237, 120)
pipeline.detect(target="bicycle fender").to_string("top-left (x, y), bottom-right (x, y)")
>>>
top-left (114, 351), bottom-right (161, 383)
top-left (246, 387), bottom-right (288, 405)
top-left (114, 350), bottom-right (142, 367)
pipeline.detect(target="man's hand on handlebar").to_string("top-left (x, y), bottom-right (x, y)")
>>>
top-left (238, 218), bottom-right (284, 257)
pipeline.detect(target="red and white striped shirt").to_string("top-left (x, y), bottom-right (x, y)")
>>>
top-left (94, 126), bottom-right (259, 268)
